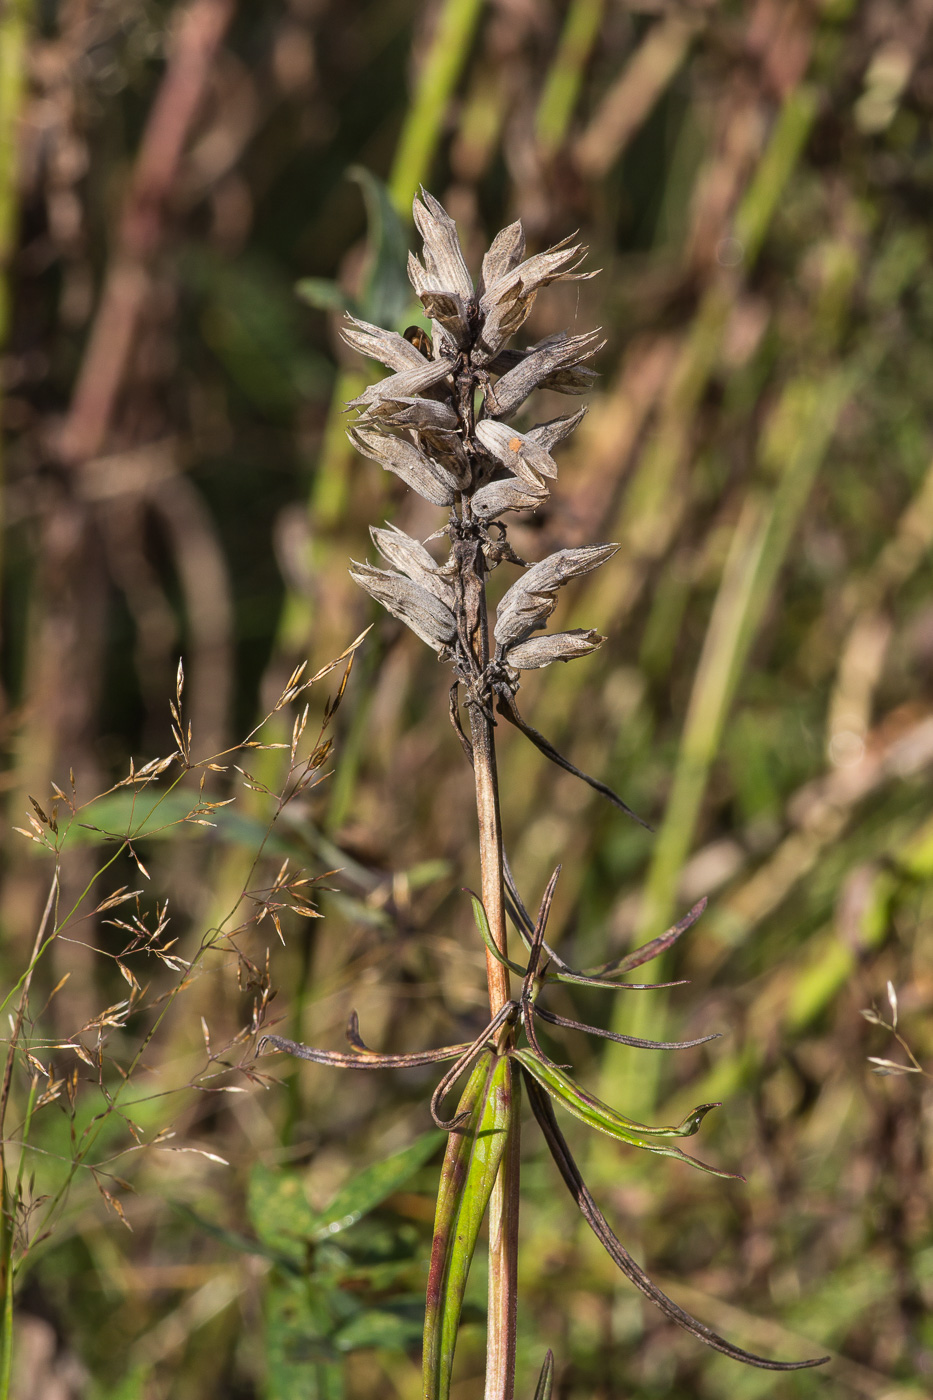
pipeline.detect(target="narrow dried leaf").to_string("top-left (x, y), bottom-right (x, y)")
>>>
top-left (496, 688), bottom-right (650, 830)
top-left (524, 1074), bottom-right (829, 1371)
top-left (258, 1030), bottom-right (471, 1072)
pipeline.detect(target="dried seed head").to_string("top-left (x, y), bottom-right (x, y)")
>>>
top-left (344, 192), bottom-right (598, 522)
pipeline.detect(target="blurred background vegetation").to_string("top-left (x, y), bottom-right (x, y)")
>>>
top-left (1, 0), bottom-right (932, 1396)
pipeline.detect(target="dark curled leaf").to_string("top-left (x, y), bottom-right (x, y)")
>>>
top-left (499, 851), bottom-right (679, 988)
top-left (430, 1003), bottom-right (517, 1130)
top-left (257, 1031), bottom-right (470, 1071)
top-left (588, 898), bottom-right (708, 978)
top-left (523, 1072), bottom-right (830, 1372)
top-left (448, 682), bottom-right (474, 764)
top-left (534, 1005), bottom-right (720, 1052)
top-left (495, 688), bottom-right (651, 831)
top-left (502, 848), bottom-right (585, 977)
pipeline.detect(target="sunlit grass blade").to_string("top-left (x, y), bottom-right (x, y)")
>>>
top-left (430, 1004), bottom-right (516, 1129)
top-left (523, 1071), bottom-right (830, 1371)
top-left (512, 1048), bottom-right (739, 1179)
top-left (424, 1050), bottom-right (513, 1400)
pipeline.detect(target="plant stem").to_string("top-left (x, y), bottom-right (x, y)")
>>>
top-left (462, 542), bottom-right (519, 1400)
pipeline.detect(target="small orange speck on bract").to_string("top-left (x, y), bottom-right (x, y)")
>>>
top-left (508, 437), bottom-right (521, 451)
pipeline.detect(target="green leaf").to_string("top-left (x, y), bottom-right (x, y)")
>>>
top-left (264, 1273), bottom-right (344, 1400)
top-left (295, 277), bottom-right (351, 313)
top-left (313, 1129), bottom-right (444, 1240)
top-left (470, 894), bottom-right (527, 977)
top-left (533, 1350), bottom-right (555, 1400)
top-left (350, 166), bottom-right (418, 330)
top-left (248, 1164), bottom-right (320, 1265)
top-left (170, 1200), bottom-right (297, 1270)
top-left (334, 1301), bottom-right (424, 1353)
top-left (423, 1052), bottom-right (515, 1400)
top-left (512, 1049), bottom-right (739, 1180)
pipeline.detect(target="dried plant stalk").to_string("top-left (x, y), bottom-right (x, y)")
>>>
top-left (263, 190), bottom-right (829, 1398)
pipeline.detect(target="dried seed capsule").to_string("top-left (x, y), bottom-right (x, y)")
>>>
top-left (505, 629), bottom-right (605, 670)
top-left (412, 189), bottom-right (475, 302)
top-left (494, 544), bottom-right (619, 647)
top-left (474, 419), bottom-right (558, 484)
top-left (489, 330), bottom-right (604, 418)
top-left (349, 562), bottom-right (457, 653)
top-left (471, 476), bottom-right (549, 521)
top-left (369, 524), bottom-right (456, 609)
top-left (348, 356), bottom-right (455, 410)
top-left (418, 289), bottom-right (473, 349)
top-left (475, 236), bottom-right (592, 362)
top-left (341, 315), bottom-right (428, 373)
top-left (358, 395), bottom-right (459, 434)
top-left (525, 406), bottom-right (588, 452)
top-left (478, 220), bottom-right (525, 296)
top-left (348, 426), bottom-right (459, 506)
